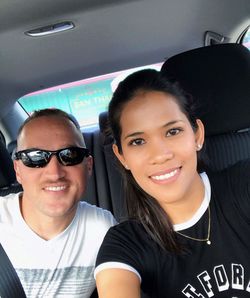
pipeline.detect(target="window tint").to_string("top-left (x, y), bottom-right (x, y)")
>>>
top-left (18, 63), bottom-right (162, 131)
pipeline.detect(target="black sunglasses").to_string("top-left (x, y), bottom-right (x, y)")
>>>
top-left (14, 147), bottom-right (90, 168)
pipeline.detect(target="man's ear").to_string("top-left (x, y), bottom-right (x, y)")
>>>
top-left (13, 160), bottom-right (22, 184)
top-left (85, 155), bottom-right (93, 177)
top-left (112, 144), bottom-right (127, 169)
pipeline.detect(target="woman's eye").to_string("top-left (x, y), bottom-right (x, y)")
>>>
top-left (129, 138), bottom-right (145, 146)
top-left (166, 128), bottom-right (182, 136)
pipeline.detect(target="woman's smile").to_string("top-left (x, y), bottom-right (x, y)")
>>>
top-left (149, 167), bottom-right (181, 184)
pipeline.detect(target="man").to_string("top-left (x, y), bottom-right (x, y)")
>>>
top-left (0, 109), bottom-right (116, 297)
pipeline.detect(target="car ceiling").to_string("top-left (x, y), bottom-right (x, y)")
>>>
top-left (0, 0), bottom-right (249, 118)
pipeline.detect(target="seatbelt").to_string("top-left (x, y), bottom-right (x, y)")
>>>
top-left (0, 243), bottom-right (27, 298)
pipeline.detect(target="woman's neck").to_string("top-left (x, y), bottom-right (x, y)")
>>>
top-left (162, 173), bottom-right (205, 225)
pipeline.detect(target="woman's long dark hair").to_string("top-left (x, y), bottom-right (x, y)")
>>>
top-left (108, 69), bottom-right (205, 252)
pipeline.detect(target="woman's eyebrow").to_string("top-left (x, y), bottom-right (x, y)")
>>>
top-left (162, 120), bottom-right (184, 128)
top-left (124, 131), bottom-right (144, 140)
top-left (124, 120), bottom-right (184, 140)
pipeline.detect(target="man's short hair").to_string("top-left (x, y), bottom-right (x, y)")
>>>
top-left (17, 108), bottom-right (81, 139)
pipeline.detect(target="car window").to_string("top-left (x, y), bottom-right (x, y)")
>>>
top-left (240, 26), bottom-right (250, 50)
top-left (18, 63), bottom-right (162, 131)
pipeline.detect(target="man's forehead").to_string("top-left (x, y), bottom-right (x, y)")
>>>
top-left (29, 114), bottom-right (71, 124)
top-left (17, 115), bottom-right (84, 148)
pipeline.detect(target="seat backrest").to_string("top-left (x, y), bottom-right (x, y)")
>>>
top-left (98, 112), bottom-right (127, 220)
top-left (0, 140), bottom-right (22, 196)
top-left (82, 123), bottom-right (127, 222)
top-left (7, 140), bottom-right (17, 158)
top-left (0, 131), bottom-right (6, 146)
top-left (161, 43), bottom-right (250, 171)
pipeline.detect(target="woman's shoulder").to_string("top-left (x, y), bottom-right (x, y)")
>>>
top-left (205, 159), bottom-right (250, 209)
top-left (206, 158), bottom-right (250, 183)
top-left (110, 219), bottom-right (145, 233)
top-left (104, 219), bottom-right (151, 244)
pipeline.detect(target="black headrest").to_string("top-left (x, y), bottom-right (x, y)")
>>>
top-left (68, 113), bottom-right (81, 129)
top-left (99, 112), bottom-right (108, 134)
top-left (0, 141), bottom-right (16, 188)
top-left (161, 44), bottom-right (250, 136)
top-left (7, 140), bottom-right (17, 157)
top-left (99, 112), bottom-right (113, 144)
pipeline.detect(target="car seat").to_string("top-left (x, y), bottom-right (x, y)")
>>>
top-left (0, 140), bottom-right (22, 196)
top-left (0, 131), bottom-right (6, 146)
top-left (83, 113), bottom-right (127, 222)
top-left (161, 43), bottom-right (250, 171)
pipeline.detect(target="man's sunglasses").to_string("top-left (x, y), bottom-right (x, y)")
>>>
top-left (14, 147), bottom-right (90, 168)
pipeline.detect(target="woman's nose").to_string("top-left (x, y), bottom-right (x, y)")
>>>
top-left (149, 140), bottom-right (174, 164)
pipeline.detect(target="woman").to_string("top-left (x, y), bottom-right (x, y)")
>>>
top-left (94, 69), bottom-right (250, 297)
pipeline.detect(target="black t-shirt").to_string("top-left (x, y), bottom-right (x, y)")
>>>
top-left (96, 161), bottom-right (250, 297)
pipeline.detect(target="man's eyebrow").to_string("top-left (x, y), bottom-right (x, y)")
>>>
top-left (124, 120), bottom-right (184, 140)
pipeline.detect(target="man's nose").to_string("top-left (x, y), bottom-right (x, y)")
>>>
top-left (43, 155), bottom-right (66, 179)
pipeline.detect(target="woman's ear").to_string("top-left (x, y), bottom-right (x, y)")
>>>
top-left (112, 144), bottom-right (128, 169)
top-left (195, 119), bottom-right (205, 150)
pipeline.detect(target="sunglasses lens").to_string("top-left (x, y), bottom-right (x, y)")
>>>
top-left (59, 147), bottom-right (88, 166)
top-left (22, 150), bottom-right (50, 167)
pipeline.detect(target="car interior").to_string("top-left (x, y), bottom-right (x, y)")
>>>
top-left (0, 0), bottom-right (249, 297)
